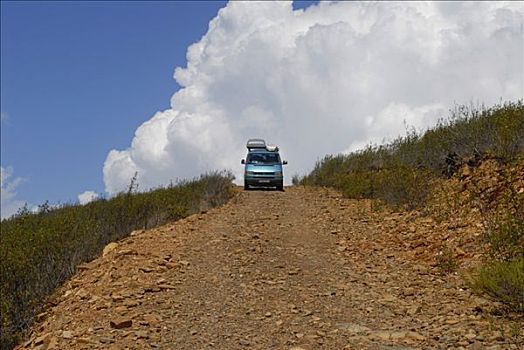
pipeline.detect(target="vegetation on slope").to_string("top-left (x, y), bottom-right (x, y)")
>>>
top-left (297, 101), bottom-right (524, 313)
top-left (471, 182), bottom-right (524, 313)
top-left (0, 171), bottom-right (234, 350)
top-left (298, 101), bottom-right (523, 209)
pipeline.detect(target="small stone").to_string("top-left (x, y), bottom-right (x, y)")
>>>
top-left (407, 305), bottom-right (421, 315)
top-left (110, 318), bottom-right (132, 329)
top-left (114, 305), bottom-right (128, 313)
top-left (98, 336), bottom-right (115, 344)
top-left (403, 288), bottom-right (415, 297)
top-left (465, 332), bottom-right (476, 341)
top-left (123, 300), bottom-right (139, 307)
top-left (372, 331), bottom-right (391, 341)
top-left (62, 330), bottom-right (74, 339)
top-left (130, 229), bottom-right (143, 236)
top-left (485, 346), bottom-right (501, 350)
top-left (303, 310), bottom-right (313, 316)
top-left (111, 294), bottom-right (124, 301)
top-left (34, 333), bottom-right (51, 345)
top-left (390, 331), bottom-right (407, 340)
top-left (445, 318), bottom-right (460, 325)
top-left (143, 314), bottom-right (160, 326)
top-left (77, 337), bottom-right (96, 344)
top-left (158, 284), bottom-right (177, 290)
top-left (135, 331), bottom-right (149, 339)
top-left (102, 242), bottom-right (119, 256)
top-left (381, 294), bottom-right (397, 302)
top-left (336, 323), bottom-right (370, 334)
top-left (265, 312), bottom-right (272, 317)
top-left (75, 288), bottom-right (89, 299)
top-left (407, 331), bottom-right (426, 341)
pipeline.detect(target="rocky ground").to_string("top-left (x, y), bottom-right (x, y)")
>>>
top-left (18, 185), bottom-right (523, 350)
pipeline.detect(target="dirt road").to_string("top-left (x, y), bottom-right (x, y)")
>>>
top-left (20, 187), bottom-right (522, 350)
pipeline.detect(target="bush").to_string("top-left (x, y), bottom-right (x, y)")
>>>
top-left (374, 166), bottom-right (434, 209)
top-left (471, 189), bottom-right (524, 313)
top-left (471, 259), bottom-right (524, 313)
top-left (436, 246), bottom-right (459, 275)
top-left (335, 172), bottom-right (373, 199)
top-left (0, 171), bottom-right (234, 350)
top-left (299, 101), bottom-right (523, 208)
top-left (487, 213), bottom-right (524, 263)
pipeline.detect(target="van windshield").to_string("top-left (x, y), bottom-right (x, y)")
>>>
top-left (247, 152), bottom-right (281, 165)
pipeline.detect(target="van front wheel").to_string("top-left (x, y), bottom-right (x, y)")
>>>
top-left (277, 183), bottom-right (284, 191)
top-left (244, 182), bottom-right (250, 191)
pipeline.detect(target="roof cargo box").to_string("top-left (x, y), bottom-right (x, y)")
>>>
top-left (266, 144), bottom-right (279, 152)
top-left (246, 139), bottom-right (266, 150)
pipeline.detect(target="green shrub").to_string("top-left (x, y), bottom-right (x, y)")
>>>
top-left (487, 213), bottom-right (524, 263)
top-left (471, 259), bottom-right (524, 313)
top-left (374, 166), bottom-right (435, 209)
top-left (436, 246), bottom-right (459, 275)
top-left (471, 189), bottom-right (524, 313)
top-left (0, 171), bottom-right (234, 350)
top-left (335, 172), bottom-right (373, 199)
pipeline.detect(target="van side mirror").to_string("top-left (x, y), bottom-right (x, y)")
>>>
top-left (241, 159), bottom-right (245, 164)
top-left (283, 160), bottom-right (288, 165)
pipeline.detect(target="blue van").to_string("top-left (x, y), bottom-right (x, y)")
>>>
top-left (241, 139), bottom-right (287, 191)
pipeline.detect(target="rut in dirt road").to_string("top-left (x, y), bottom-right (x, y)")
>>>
top-left (20, 187), bottom-right (521, 350)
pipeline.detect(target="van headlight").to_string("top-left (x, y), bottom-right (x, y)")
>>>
top-left (275, 171), bottom-right (283, 177)
top-left (245, 171), bottom-right (254, 175)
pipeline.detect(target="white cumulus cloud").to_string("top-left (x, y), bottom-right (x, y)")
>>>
top-left (1, 166), bottom-right (26, 219)
top-left (78, 190), bottom-right (99, 205)
top-left (103, 1), bottom-right (524, 194)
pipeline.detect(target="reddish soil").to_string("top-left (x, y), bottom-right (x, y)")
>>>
top-left (18, 186), bottom-right (523, 350)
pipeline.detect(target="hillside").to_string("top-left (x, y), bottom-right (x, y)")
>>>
top-left (17, 182), bottom-right (523, 349)
top-left (1, 173), bottom-right (235, 350)
top-left (7, 101), bottom-right (524, 349)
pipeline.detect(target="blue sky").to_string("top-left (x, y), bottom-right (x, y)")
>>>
top-left (0, 1), bottom-right (317, 209)
top-left (1, 1), bottom-right (228, 206)
top-left (1, 1), bottom-right (522, 217)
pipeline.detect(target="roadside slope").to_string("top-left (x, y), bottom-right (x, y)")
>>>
top-left (19, 187), bottom-right (522, 349)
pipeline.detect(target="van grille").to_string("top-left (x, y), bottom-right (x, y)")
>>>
top-left (254, 172), bottom-right (275, 176)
